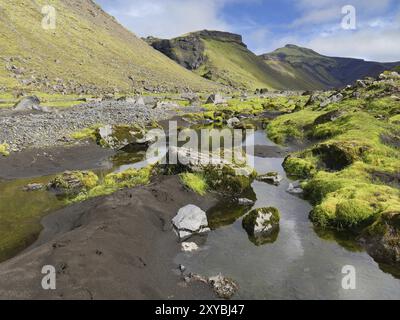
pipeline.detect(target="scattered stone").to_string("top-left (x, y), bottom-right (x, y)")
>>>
top-left (179, 264), bottom-right (186, 273)
top-left (206, 94), bottom-right (226, 105)
top-left (172, 205), bottom-right (210, 241)
top-left (320, 93), bottom-right (344, 107)
top-left (181, 242), bottom-right (199, 252)
top-left (208, 274), bottom-right (239, 299)
top-left (226, 117), bottom-right (241, 129)
top-left (185, 273), bottom-right (239, 299)
top-left (256, 172), bottom-right (283, 186)
top-left (287, 181), bottom-right (304, 195)
top-left (181, 92), bottom-right (199, 104)
top-left (117, 96), bottom-right (136, 103)
top-left (237, 198), bottom-right (255, 206)
top-left (23, 183), bottom-right (45, 192)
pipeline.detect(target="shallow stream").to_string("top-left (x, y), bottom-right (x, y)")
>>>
top-left (1, 124), bottom-right (399, 299)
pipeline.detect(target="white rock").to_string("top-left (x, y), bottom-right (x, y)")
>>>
top-left (172, 205), bottom-right (210, 241)
top-left (287, 181), bottom-right (304, 195)
top-left (181, 242), bottom-right (199, 252)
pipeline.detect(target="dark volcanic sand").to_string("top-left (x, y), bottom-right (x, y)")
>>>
top-left (0, 142), bottom-right (114, 180)
top-left (0, 176), bottom-right (218, 300)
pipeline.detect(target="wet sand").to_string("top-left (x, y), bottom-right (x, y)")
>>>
top-left (0, 176), bottom-right (219, 299)
top-left (0, 141), bottom-right (114, 180)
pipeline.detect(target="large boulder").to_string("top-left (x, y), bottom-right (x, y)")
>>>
top-left (167, 146), bottom-right (256, 195)
top-left (97, 125), bottom-right (153, 150)
top-left (320, 93), bottom-right (344, 107)
top-left (181, 92), bottom-right (200, 104)
top-left (13, 96), bottom-right (46, 112)
top-left (314, 110), bottom-right (346, 125)
top-left (206, 94), bottom-right (227, 105)
top-left (242, 207), bottom-right (280, 245)
top-left (172, 205), bottom-right (210, 241)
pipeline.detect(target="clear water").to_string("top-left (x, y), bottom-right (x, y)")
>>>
top-left (1, 129), bottom-right (400, 299)
top-left (175, 131), bottom-right (400, 300)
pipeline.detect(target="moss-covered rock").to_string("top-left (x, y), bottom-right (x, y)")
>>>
top-left (48, 171), bottom-right (99, 196)
top-left (360, 212), bottom-right (400, 268)
top-left (166, 147), bottom-right (256, 196)
top-left (283, 155), bottom-right (317, 179)
top-left (96, 124), bottom-right (150, 149)
top-left (242, 207), bottom-right (280, 246)
top-left (0, 143), bottom-right (10, 156)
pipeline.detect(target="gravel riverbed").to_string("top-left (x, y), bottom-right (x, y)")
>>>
top-left (0, 100), bottom-right (182, 152)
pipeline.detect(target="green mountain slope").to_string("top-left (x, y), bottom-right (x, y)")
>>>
top-left (260, 45), bottom-right (400, 90)
top-left (147, 31), bottom-right (399, 91)
top-left (0, 0), bottom-right (219, 94)
top-left (146, 30), bottom-right (296, 91)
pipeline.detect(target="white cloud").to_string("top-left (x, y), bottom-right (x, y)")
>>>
top-left (306, 26), bottom-right (400, 62)
top-left (105, 0), bottom-right (235, 38)
top-left (98, 0), bottom-right (400, 62)
top-left (293, 0), bottom-right (394, 27)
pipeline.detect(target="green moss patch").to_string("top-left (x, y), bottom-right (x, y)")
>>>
top-left (0, 143), bottom-right (10, 156)
top-left (180, 172), bottom-right (208, 196)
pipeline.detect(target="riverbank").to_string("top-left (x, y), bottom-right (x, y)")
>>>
top-left (0, 175), bottom-right (219, 299)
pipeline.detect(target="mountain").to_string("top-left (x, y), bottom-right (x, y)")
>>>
top-left (145, 30), bottom-right (297, 91)
top-left (0, 0), bottom-right (219, 94)
top-left (260, 45), bottom-right (400, 90)
top-left (146, 31), bottom-right (400, 91)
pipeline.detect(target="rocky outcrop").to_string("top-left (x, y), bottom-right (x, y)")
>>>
top-left (167, 146), bottom-right (256, 195)
top-left (145, 30), bottom-right (247, 72)
top-left (206, 94), bottom-right (227, 105)
top-left (13, 96), bottom-right (48, 112)
top-left (172, 204), bottom-right (210, 241)
top-left (314, 110), bottom-right (346, 125)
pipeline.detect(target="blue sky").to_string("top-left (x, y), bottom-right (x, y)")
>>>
top-left (96, 0), bottom-right (400, 61)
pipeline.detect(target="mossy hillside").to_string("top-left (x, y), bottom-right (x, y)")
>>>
top-left (260, 44), bottom-right (400, 90)
top-left (179, 172), bottom-right (208, 196)
top-left (267, 110), bottom-right (323, 144)
top-left (0, 0), bottom-right (219, 93)
top-left (195, 37), bottom-right (302, 90)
